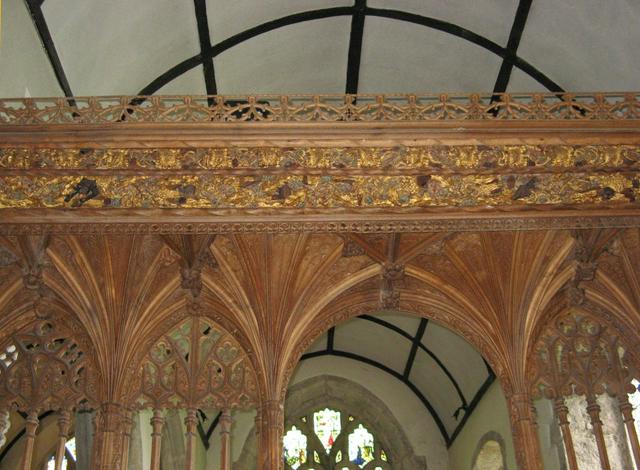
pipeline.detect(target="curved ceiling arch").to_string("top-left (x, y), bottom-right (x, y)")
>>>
top-left (135, 5), bottom-right (563, 96)
top-left (301, 349), bottom-right (449, 443)
top-left (299, 312), bottom-right (495, 448)
top-left (358, 315), bottom-right (468, 406)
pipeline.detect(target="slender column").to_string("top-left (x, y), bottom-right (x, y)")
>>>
top-left (121, 410), bottom-right (134, 470)
top-left (149, 409), bottom-right (165, 470)
top-left (0, 409), bottom-right (10, 449)
top-left (259, 400), bottom-right (284, 470)
top-left (184, 408), bottom-right (198, 470)
top-left (618, 395), bottom-right (640, 468)
top-left (507, 392), bottom-right (543, 470)
top-left (553, 397), bottom-right (578, 470)
top-left (219, 409), bottom-right (233, 470)
top-left (20, 411), bottom-right (39, 470)
top-left (586, 395), bottom-right (611, 470)
top-left (92, 402), bottom-right (127, 470)
top-left (54, 409), bottom-right (72, 470)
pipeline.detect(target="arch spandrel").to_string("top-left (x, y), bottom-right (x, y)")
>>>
top-left (132, 315), bottom-right (259, 410)
top-left (0, 318), bottom-right (98, 413)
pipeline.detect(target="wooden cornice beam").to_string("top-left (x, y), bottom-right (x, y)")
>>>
top-left (1, 120), bottom-right (640, 148)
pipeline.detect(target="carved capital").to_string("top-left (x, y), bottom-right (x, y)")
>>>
top-left (381, 262), bottom-right (404, 282)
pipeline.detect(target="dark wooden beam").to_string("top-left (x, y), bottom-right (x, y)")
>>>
top-left (492, 0), bottom-right (537, 95)
top-left (345, 0), bottom-right (366, 94)
top-left (403, 318), bottom-right (428, 379)
top-left (193, 0), bottom-right (218, 96)
top-left (24, 0), bottom-right (74, 98)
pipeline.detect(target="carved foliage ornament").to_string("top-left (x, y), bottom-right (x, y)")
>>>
top-left (135, 316), bottom-right (258, 410)
top-left (1, 145), bottom-right (640, 210)
top-left (0, 93), bottom-right (639, 125)
top-left (0, 320), bottom-right (97, 412)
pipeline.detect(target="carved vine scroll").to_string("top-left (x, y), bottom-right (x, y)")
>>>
top-left (134, 316), bottom-right (258, 411)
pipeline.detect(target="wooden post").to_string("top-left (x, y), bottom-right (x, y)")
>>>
top-left (586, 395), bottom-right (611, 470)
top-left (54, 409), bottom-right (72, 470)
top-left (259, 400), bottom-right (284, 470)
top-left (149, 409), bottom-right (165, 470)
top-left (20, 411), bottom-right (39, 470)
top-left (219, 409), bottom-right (233, 470)
top-left (553, 397), bottom-right (578, 470)
top-left (507, 392), bottom-right (543, 470)
top-left (618, 395), bottom-right (640, 468)
top-left (184, 408), bottom-right (198, 470)
top-left (92, 403), bottom-right (127, 470)
top-left (120, 410), bottom-right (133, 470)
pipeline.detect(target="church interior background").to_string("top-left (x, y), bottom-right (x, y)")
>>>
top-left (1, 1), bottom-right (640, 469)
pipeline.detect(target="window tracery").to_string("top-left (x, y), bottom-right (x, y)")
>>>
top-left (0, 319), bottom-right (96, 413)
top-left (282, 407), bottom-right (390, 470)
top-left (131, 316), bottom-right (259, 470)
top-left (532, 310), bottom-right (640, 469)
top-left (135, 316), bottom-right (258, 410)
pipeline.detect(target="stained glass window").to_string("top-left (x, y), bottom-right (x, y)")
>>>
top-left (283, 426), bottom-right (308, 470)
top-left (313, 408), bottom-right (341, 453)
top-left (348, 424), bottom-right (375, 468)
top-left (283, 408), bottom-right (388, 469)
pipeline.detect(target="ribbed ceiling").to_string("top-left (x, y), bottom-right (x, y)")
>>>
top-left (2, 0), bottom-right (639, 99)
top-left (301, 312), bottom-right (494, 447)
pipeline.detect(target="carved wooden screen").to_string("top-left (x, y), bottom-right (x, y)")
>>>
top-left (532, 310), bottom-right (640, 470)
top-left (133, 316), bottom-right (259, 470)
top-left (0, 319), bottom-right (96, 413)
top-left (0, 318), bottom-right (96, 470)
top-left (136, 316), bottom-right (258, 410)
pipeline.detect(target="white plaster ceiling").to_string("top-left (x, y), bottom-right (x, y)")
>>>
top-left (1, 0), bottom-right (639, 98)
top-left (302, 313), bottom-right (493, 444)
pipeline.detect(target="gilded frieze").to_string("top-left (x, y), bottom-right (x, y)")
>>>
top-left (0, 173), bottom-right (638, 209)
top-left (1, 145), bottom-right (639, 171)
top-left (1, 145), bottom-right (639, 209)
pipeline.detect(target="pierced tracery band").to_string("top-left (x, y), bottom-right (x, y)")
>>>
top-left (0, 93), bottom-right (639, 125)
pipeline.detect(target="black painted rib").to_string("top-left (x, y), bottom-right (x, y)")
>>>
top-left (301, 349), bottom-right (450, 444)
top-left (449, 372), bottom-right (496, 445)
top-left (492, 0), bottom-right (534, 95)
top-left (345, 0), bottom-right (367, 94)
top-left (197, 418), bottom-right (209, 449)
top-left (25, 0), bottom-right (75, 98)
top-left (364, 6), bottom-right (563, 93)
top-left (403, 318), bottom-right (428, 379)
top-left (358, 314), bottom-right (467, 405)
top-left (205, 411), bottom-right (223, 442)
top-left (327, 326), bottom-right (335, 352)
top-left (193, 0), bottom-right (218, 96)
top-left (138, 7), bottom-right (354, 96)
top-left (139, 5), bottom-right (561, 97)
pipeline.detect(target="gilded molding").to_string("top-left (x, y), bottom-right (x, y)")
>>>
top-left (1, 145), bottom-right (639, 171)
top-left (3, 214), bottom-right (640, 235)
top-left (1, 145), bottom-right (639, 210)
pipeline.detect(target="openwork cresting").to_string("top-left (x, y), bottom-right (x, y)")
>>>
top-left (0, 93), bottom-right (639, 124)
